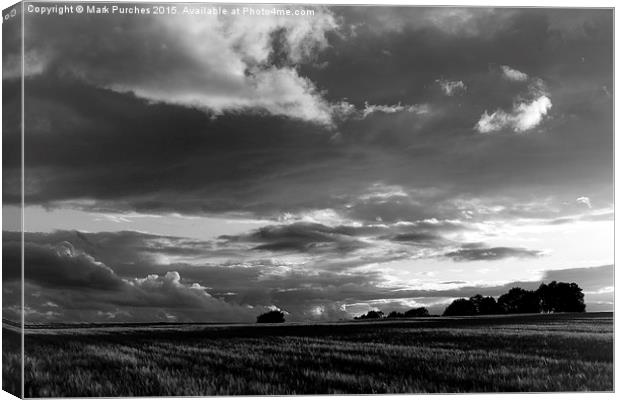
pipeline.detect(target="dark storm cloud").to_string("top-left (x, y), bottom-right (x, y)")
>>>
top-left (310, 7), bottom-right (611, 106)
top-left (13, 229), bottom-right (388, 285)
top-left (220, 222), bottom-right (370, 253)
top-left (218, 219), bottom-right (467, 256)
top-left (2, 236), bottom-right (261, 323)
top-left (11, 225), bottom-right (454, 290)
top-left (445, 247), bottom-right (544, 262)
top-left (313, 7), bottom-right (612, 206)
top-left (18, 77), bottom-right (351, 214)
top-left (12, 230), bottom-right (249, 284)
top-left (19, 241), bottom-right (123, 290)
top-left (8, 7), bottom-right (610, 222)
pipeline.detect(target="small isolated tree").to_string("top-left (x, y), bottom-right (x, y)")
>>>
top-left (404, 307), bottom-right (430, 318)
top-left (256, 310), bottom-right (285, 323)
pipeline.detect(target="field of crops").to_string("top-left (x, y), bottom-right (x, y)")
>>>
top-left (4, 312), bottom-right (613, 396)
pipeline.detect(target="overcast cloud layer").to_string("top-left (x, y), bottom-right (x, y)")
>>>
top-left (2, 6), bottom-right (613, 323)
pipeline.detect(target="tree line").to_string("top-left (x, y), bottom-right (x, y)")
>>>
top-left (443, 281), bottom-right (585, 316)
top-left (354, 307), bottom-right (430, 320)
top-left (255, 281), bottom-right (585, 323)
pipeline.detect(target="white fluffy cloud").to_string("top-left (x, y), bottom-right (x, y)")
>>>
top-left (476, 95), bottom-right (552, 133)
top-left (436, 79), bottom-right (467, 96)
top-left (501, 65), bottom-right (528, 81)
top-left (135, 66), bottom-right (336, 126)
top-left (140, 11), bottom-right (341, 125)
top-left (476, 77), bottom-right (552, 133)
top-left (29, 8), bottom-right (342, 126)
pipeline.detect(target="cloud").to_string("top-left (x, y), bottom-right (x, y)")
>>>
top-left (8, 231), bottom-right (390, 322)
top-left (476, 71), bottom-right (553, 134)
top-left (547, 210), bottom-right (612, 225)
top-left (576, 196), bottom-right (592, 208)
top-left (342, 8), bottom-right (514, 37)
top-left (436, 79), bottom-right (467, 96)
top-left (5, 241), bottom-right (124, 290)
top-left (219, 218), bottom-right (454, 260)
top-left (501, 65), bottom-right (528, 81)
top-left (10, 8), bottom-right (612, 222)
top-left (360, 102), bottom-right (430, 118)
top-left (4, 238), bottom-right (260, 323)
top-left (542, 265), bottom-right (612, 291)
top-left (390, 232), bottom-right (444, 243)
top-left (329, 101), bottom-right (430, 121)
top-left (3, 50), bottom-right (49, 80)
top-left (445, 246), bottom-right (544, 261)
top-left (5, 229), bottom-right (612, 322)
top-left (220, 222), bottom-right (369, 254)
top-left (11, 230), bottom-right (221, 270)
top-left (23, 8), bottom-right (343, 126)
top-left (475, 95), bottom-right (552, 133)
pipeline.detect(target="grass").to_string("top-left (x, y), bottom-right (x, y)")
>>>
top-left (2, 327), bottom-right (21, 397)
top-left (4, 312), bottom-right (613, 396)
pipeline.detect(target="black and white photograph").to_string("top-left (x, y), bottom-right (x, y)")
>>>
top-left (1, 0), bottom-right (615, 397)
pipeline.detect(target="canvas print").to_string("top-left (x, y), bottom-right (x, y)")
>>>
top-left (1, 1), bottom-right (614, 397)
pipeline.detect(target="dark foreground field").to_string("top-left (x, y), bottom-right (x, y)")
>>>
top-left (4, 312), bottom-right (613, 396)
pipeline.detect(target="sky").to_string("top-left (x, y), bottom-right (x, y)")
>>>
top-left (2, 4), bottom-right (614, 323)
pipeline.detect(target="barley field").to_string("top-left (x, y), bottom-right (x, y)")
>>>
top-left (3, 312), bottom-right (613, 396)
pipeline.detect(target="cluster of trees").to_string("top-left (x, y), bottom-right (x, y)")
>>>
top-left (443, 281), bottom-right (585, 316)
top-left (256, 310), bottom-right (286, 323)
top-left (354, 307), bottom-right (429, 320)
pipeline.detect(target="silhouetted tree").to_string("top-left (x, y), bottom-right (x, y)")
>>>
top-left (444, 295), bottom-right (500, 316)
top-left (442, 281), bottom-right (585, 317)
top-left (404, 307), bottom-right (430, 317)
top-left (537, 281), bottom-right (585, 313)
top-left (354, 310), bottom-right (384, 320)
top-left (256, 310), bottom-right (285, 323)
top-left (443, 298), bottom-right (477, 316)
top-left (387, 311), bottom-right (405, 319)
top-left (470, 295), bottom-right (502, 315)
top-left (497, 288), bottom-right (541, 313)
top-left (386, 307), bottom-right (429, 319)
